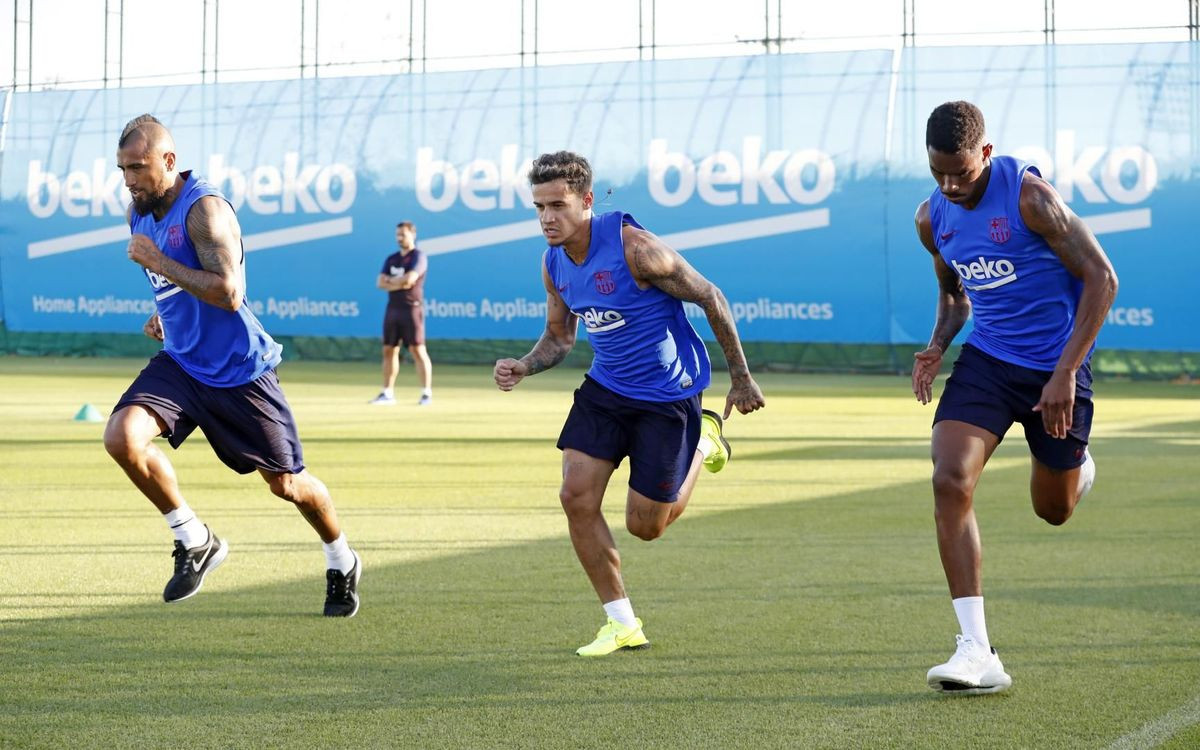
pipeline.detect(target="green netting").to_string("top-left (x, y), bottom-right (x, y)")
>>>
top-left (0, 324), bottom-right (1195, 380)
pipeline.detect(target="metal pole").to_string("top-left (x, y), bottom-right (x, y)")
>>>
top-left (201, 0), bottom-right (208, 83)
top-left (27, 0), bottom-right (32, 90)
top-left (764, 0), bottom-right (770, 54)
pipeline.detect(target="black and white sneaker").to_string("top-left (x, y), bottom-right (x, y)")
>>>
top-left (163, 526), bottom-right (229, 603)
top-left (323, 550), bottom-right (362, 617)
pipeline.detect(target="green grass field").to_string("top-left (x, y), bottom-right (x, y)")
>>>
top-left (1, 356), bottom-right (1197, 749)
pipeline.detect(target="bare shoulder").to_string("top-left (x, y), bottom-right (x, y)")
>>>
top-left (914, 198), bottom-right (937, 254)
top-left (185, 196), bottom-right (241, 245)
top-left (622, 223), bottom-right (675, 280)
top-left (1018, 168), bottom-right (1074, 237)
top-left (1018, 167), bottom-right (1061, 208)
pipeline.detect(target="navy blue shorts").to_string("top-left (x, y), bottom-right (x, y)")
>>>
top-left (934, 344), bottom-right (1093, 470)
top-left (557, 376), bottom-right (702, 502)
top-left (113, 352), bottom-right (306, 475)
top-left (383, 304), bottom-right (425, 348)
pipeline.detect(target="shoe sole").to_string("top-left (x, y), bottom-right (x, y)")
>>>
top-left (325, 552), bottom-right (362, 618)
top-left (576, 642), bottom-right (651, 657)
top-left (165, 540), bottom-right (229, 604)
top-left (929, 677), bottom-right (1012, 695)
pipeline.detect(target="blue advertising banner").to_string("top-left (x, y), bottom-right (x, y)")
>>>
top-left (1, 43), bottom-right (1196, 350)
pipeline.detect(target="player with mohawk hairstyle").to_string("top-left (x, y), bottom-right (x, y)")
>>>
top-left (105, 114), bottom-right (363, 617)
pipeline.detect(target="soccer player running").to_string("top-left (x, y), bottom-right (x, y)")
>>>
top-left (494, 151), bottom-right (765, 656)
top-left (369, 220), bottom-right (433, 406)
top-left (913, 101), bottom-right (1117, 693)
top-left (104, 114), bottom-right (362, 617)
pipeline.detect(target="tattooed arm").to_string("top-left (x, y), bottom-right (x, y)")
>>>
top-left (1020, 171), bottom-right (1118, 437)
top-left (126, 196), bottom-right (244, 311)
top-left (623, 225), bottom-right (765, 417)
top-left (912, 199), bottom-right (972, 404)
top-left (494, 257), bottom-right (578, 391)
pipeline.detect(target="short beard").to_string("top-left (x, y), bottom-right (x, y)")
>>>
top-left (132, 185), bottom-right (170, 216)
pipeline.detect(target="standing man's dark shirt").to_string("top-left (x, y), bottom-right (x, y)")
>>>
top-left (381, 249), bottom-right (428, 309)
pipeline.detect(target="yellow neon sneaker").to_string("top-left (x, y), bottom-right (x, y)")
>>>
top-left (700, 409), bottom-right (732, 473)
top-left (575, 617), bottom-right (650, 657)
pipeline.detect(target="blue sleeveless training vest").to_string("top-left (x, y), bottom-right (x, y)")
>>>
top-left (929, 156), bottom-right (1085, 370)
top-left (544, 211), bottom-right (710, 402)
top-left (130, 172), bottom-right (282, 387)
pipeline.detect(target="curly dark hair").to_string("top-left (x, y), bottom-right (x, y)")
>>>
top-left (925, 101), bottom-right (986, 154)
top-left (527, 151), bottom-right (592, 196)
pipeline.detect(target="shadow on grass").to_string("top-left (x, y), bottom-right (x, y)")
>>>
top-left (0, 431), bottom-right (1196, 747)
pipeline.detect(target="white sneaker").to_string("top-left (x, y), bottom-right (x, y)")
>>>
top-left (368, 392), bottom-right (396, 406)
top-left (416, 394), bottom-right (432, 406)
top-left (1077, 449), bottom-right (1096, 499)
top-left (927, 635), bottom-right (1012, 695)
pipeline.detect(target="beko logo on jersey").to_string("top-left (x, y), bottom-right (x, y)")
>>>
top-left (951, 256), bottom-right (1017, 290)
top-left (26, 154), bottom-right (356, 219)
top-left (578, 308), bottom-right (626, 333)
top-left (145, 270), bottom-right (173, 290)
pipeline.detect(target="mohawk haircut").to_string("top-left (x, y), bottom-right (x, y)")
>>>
top-left (119, 114), bottom-right (164, 148)
top-left (925, 101), bottom-right (986, 154)
top-left (396, 221), bottom-right (416, 232)
top-left (527, 151), bottom-right (592, 196)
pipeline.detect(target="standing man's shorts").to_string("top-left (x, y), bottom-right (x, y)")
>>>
top-left (934, 343), bottom-right (1093, 470)
top-left (557, 376), bottom-right (702, 502)
top-left (383, 304), bottom-right (425, 348)
top-left (113, 352), bottom-right (306, 475)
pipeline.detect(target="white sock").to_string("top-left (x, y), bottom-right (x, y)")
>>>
top-left (952, 596), bottom-right (990, 650)
top-left (381, 387), bottom-right (394, 398)
top-left (602, 597), bottom-right (638, 628)
top-left (164, 504), bottom-right (208, 549)
top-left (421, 388), bottom-right (432, 397)
top-left (697, 436), bottom-right (716, 461)
top-left (322, 533), bottom-right (356, 574)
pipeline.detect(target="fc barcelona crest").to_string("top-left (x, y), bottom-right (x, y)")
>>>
top-left (594, 270), bottom-right (616, 295)
top-left (167, 225), bottom-right (185, 249)
top-left (988, 217), bottom-right (1011, 244)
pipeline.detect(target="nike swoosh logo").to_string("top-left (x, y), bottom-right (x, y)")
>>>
top-left (191, 542), bottom-right (214, 573)
top-left (940, 230), bottom-right (958, 240)
top-left (615, 628), bottom-right (643, 646)
top-left (557, 285), bottom-right (568, 292)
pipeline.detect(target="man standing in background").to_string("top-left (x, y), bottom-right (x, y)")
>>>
top-left (370, 221), bottom-right (433, 406)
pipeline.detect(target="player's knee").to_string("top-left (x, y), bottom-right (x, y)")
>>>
top-left (1034, 501), bottom-right (1073, 526)
top-left (558, 485), bottom-right (597, 519)
top-left (626, 519), bottom-right (664, 542)
top-left (267, 472), bottom-right (298, 502)
top-left (931, 465), bottom-right (973, 504)
top-left (102, 418), bottom-right (137, 463)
